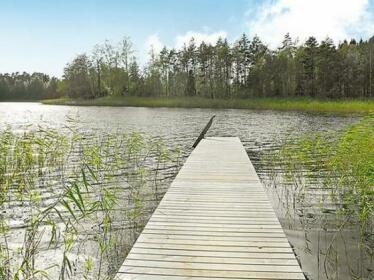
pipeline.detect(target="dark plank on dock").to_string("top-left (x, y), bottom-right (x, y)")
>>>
top-left (115, 137), bottom-right (305, 280)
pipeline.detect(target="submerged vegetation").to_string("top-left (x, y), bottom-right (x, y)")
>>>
top-left (266, 115), bottom-right (374, 279)
top-left (43, 96), bottom-right (374, 114)
top-left (0, 122), bottom-right (181, 279)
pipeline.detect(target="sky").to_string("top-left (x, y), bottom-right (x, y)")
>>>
top-left (0, 0), bottom-right (373, 77)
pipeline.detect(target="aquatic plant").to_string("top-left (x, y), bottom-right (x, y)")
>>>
top-left (266, 115), bottom-right (373, 279)
top-left (42, 96), bottom-right (374, 114)
top-left (0, 123), bottom-right (182, 279)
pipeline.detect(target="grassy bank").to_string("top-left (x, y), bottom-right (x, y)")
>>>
top-left (42, 96), bottom-right (374, 114)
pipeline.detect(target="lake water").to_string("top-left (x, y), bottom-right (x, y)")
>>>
top-left (1, 102), bottom-right (371, 280)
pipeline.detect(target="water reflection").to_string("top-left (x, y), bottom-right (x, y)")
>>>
top-left (0, 102), bottom-right (365, 279)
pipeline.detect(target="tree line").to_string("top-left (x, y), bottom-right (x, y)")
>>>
top-left (1, 33), bottom-right (374, 100)
top-left (0, 72), bottom-right (60, 100)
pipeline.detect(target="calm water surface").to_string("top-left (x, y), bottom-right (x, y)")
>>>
top-left (1, 102), bottom-right (369, 280)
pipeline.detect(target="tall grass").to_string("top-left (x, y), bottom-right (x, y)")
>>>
top-left (265, 115), bottom-right (374, 279)
top-left (42, 96), bottom-right (374, 114)
top-left (0, 122), bottom-right (181, 279)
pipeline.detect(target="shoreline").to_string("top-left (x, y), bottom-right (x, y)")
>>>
top-left (40, 96), bottom-right (374, 114)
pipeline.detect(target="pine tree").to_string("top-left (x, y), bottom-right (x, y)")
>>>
top-left (298, 36), bottom-right (318, 97)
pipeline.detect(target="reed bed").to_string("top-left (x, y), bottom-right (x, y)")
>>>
top-left (264, 115), bottom-right (374, 279)
top-left (43, 96), bottom-right (374, 114)
top-left (0, 121), bottom-right (182, 279)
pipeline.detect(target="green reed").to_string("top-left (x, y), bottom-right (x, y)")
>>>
top-left (0, 123), bottom-right (181, 279)
top-left (43, 96), bottom-right (374, 115)
top-left (265, 115), bottom-right (373, 279)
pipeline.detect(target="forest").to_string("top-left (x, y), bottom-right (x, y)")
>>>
top-left (1, 33), bottom-right (374, 101)
top-left (0, 72), bottom-right (59, 100)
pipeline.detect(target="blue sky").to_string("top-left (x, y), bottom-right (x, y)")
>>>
top-left (0, 0), bottom-right (373, 77)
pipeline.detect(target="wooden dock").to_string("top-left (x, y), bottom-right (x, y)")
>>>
top-left (116, 137), bottom-right (305, 280)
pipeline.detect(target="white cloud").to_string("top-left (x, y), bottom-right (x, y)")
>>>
top-left (247, 0), bottom-right (374, 48)
top-left (145, 33), bottom-right (164, 54)
top-left (175, 31), bottom-right (227, 49)
top-left (143, 30), bottom-right (228, 60)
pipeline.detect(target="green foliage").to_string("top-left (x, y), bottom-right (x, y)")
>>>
top-left (0, 125), bottom-right (181, 279)
top-left (274, 115), bottom-right (373, 247)
top-left (328, 117), bottom-right (374, 227)
top-left (263, 115), bottom-right (373, 279)
top-left (43, 96), bottom-right (374, 114)
top-left (63, 54), bottom-right (96, 99)
top-left (7, 33), bottom-right (370, 102)
top-left (0, 73), bottom-right (62, 100)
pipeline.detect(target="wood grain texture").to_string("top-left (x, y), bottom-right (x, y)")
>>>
top-left (115, 137), bottom-right (305, 280)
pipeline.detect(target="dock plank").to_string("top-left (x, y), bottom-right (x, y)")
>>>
top-left (115, 137), bottom-right (305, 279)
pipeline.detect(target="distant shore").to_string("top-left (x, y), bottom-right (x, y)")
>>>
top-left (41, 96), bottom-right (374, 114)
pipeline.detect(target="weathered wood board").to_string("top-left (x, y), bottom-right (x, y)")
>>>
top-left (115, 137), bottom-right (305, 280)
